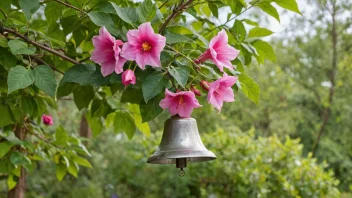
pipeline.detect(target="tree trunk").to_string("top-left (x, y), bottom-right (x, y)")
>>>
top-left (7, 126), bottom-right (26, 198)
top-left (312, 1), bottom-right (338, 155)
top-left (80, 114), bottom-right (92, 139)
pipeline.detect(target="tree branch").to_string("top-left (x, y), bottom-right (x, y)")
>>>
top-left (53, 0), bottom-right (87, 15)
top-left (1, 27), bottom-right (80, 65)
top-left (159, 0), bottom-right (194, 34)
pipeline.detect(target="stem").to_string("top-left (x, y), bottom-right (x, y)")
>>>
top-left (53, 0), bottom-right (87, 15)
top-left (1, 27), bottom-right (80, 65)
top-left (159, 0), bottom-right (194, 34)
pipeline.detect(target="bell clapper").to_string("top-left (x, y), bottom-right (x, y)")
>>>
top-left (176, 158), bottom-right (187, 177)
top-left (178, 168), bottom-right (185, 177)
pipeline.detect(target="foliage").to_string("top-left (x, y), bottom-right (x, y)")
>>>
top-left (6, 128), bottom-right (339, 198)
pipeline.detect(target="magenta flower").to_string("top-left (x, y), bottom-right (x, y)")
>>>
top-left (207, 73), bottom-right (238, 112)
top-left (120, 22), bottom-right (166, 69)
top-left (159, 89), bottom-right (202, 118)
top-left (91, 27), bottom-right (127, 76)
top-left (42, 114), bottom-right (53, 126)
top-left (122, 69), bottom-right (136, 86)
top-left (195, 30), bottom-right (240, 72)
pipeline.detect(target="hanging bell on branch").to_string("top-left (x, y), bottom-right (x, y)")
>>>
top-left (147, 116), bottom-right (216, 176)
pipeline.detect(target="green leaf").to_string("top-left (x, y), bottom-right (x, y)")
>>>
top-left (61, 15), bottom-right (83, 36)
top-left (55, 126), bottom-right (68, 146)
top-left (10, 151), bottom-right (31, 166)
top-left (121, 87), bottom-right (143, 104)
top-left (57, 82), bottom-right (77, 98)
top-left (8, 40), bottom-right (36, 55)
top-left (18, 0), bottom-right (40, 19)
top-left (142, 72), bottom-right (166, 103)
top-left (7, 174), bottom-right (17, 190)
top-left (128, 104), bottom-right (150, 137)
top-left (87, 12), bottom-right (120, 36)
top-left (60, 64), bottom-right (108, 86)
top-left (44, 2), bottom-right (62, 25)
top-left (114, 110), bottom-right (136, 140)
top-left (73, 86), bottom-right (95, 110)
top-left (248, 27), bottom-right (274, 38)
top-left (111, 3), bottom-right (137, 25)
top-left (209, 3), bottom-right (218, 18)
top-left (239, 73), bottom-right (260, 105)
top-left (67, 161), bottom-right (79, 178)
top-left (136, 0), bottom-right (156, 23)
top-left (73, 156), bottom-right (92, 168)
top-left (274, 0), bottom-right (301, 14)
top-left (165, 33), bottom-right (194, 44)
top-left (7, 66), bottom-right (34, 94)
top-left (251, 40), bottom-right (277, 62)
top-left (0, 48), bottom-right (17, 69)
top-left (32, 65), bottom-right (57, 97)
top-left (85, 112), bottom-right (103, 137)
top-left (0, 104), bottom-right (13, 127)
top-left (232, 20), bottom-right (246, 42)
top-left (56, 163), bottom-right (67, 181)
top-left (0, 141), bottom-right (14, 158)
top-left (140, 94), bottom-right (163, 123)
top-left (242, 19), bottom-right (259, 27)
top-left (257, 2), bottom-right (280, 22)
top-left (168, 66), bottom-right (190, 88)
top-left (0, 35), bottom-right (8, 47)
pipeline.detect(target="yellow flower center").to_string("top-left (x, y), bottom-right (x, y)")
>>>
top-left (142, 42), bottom-right (152, 51)
top-left (179, 96), bottom-right (184, 105)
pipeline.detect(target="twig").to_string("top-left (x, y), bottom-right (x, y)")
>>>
top-left (158, 0), bottom-right (169, 9)
top-left (159, 0), bottom-right (194, 34)
top-left (0, 8), bottom-right (7, 19)
top-left (2, 27), bottom-right (80, 65)
top-left (53, 0), bottom-right (87, 15)
top-left (206, 1), bottom-right (259, 35)
top-left (31, 56), bottom-right (64, 74)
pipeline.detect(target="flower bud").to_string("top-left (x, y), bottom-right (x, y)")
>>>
top-left (200, 80), bottom-right (210, 91)
top-left (191, 85), bottom-right (201, 96)
top-left (42, 114), bottom-right (53, 126)
top-left (122, 69), bottom-right (136, 86)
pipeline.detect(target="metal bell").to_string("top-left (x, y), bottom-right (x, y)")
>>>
top-left (147, 116), bottom-right (216, 173)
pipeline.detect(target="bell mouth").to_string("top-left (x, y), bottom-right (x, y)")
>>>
top-left (147, 149), bottom-right (217, 164)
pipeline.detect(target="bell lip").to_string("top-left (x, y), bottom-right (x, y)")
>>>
top-left (147, 149), bottom-right (217, 164)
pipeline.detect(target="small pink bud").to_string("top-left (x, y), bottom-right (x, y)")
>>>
top-left (122, 69), bottom-right (136, 86)
top-left (191, 85), bottom-right (201, 96)
top-left (200, 80), bottom-right (210, 91)
top-left (42, 114), bottom-right (53, 126)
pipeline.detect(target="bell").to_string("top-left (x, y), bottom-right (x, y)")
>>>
top-left (147, 116), bottom-right (216, 174)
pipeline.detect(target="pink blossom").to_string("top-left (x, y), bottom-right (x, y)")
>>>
top-left (120, 22), bottom-right (166, 69)
top-left (91, 27), bottom-right (127, 76)
top-left (159, 89), bottom-right (202, 118)
top-left (195, 30), bottom-right (240, 72)
top-left (207, 73), bottom-right (238, 112)
top-left (42, 114), bottom-right (53, 126)
top-left (122, 69), bottom-right (136, 86)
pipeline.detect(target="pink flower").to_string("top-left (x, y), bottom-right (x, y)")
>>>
top-left (122, 69), bottom-right (136, 86)
top-left (207, 73), bottom-right (237, 112)
top-left (120, 22), bottom-right (166, 69)
top-left (42, 114), bottom-right (53, 125)
top-left (91, 27), bottom-right (127, 76)
top-left (195, 30), bottom-right (240, 72)
top-left (159, 89), bottom-right (202, 118)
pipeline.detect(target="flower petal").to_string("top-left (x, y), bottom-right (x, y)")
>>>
top-left (120, 43), bottom-right (138, 61)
